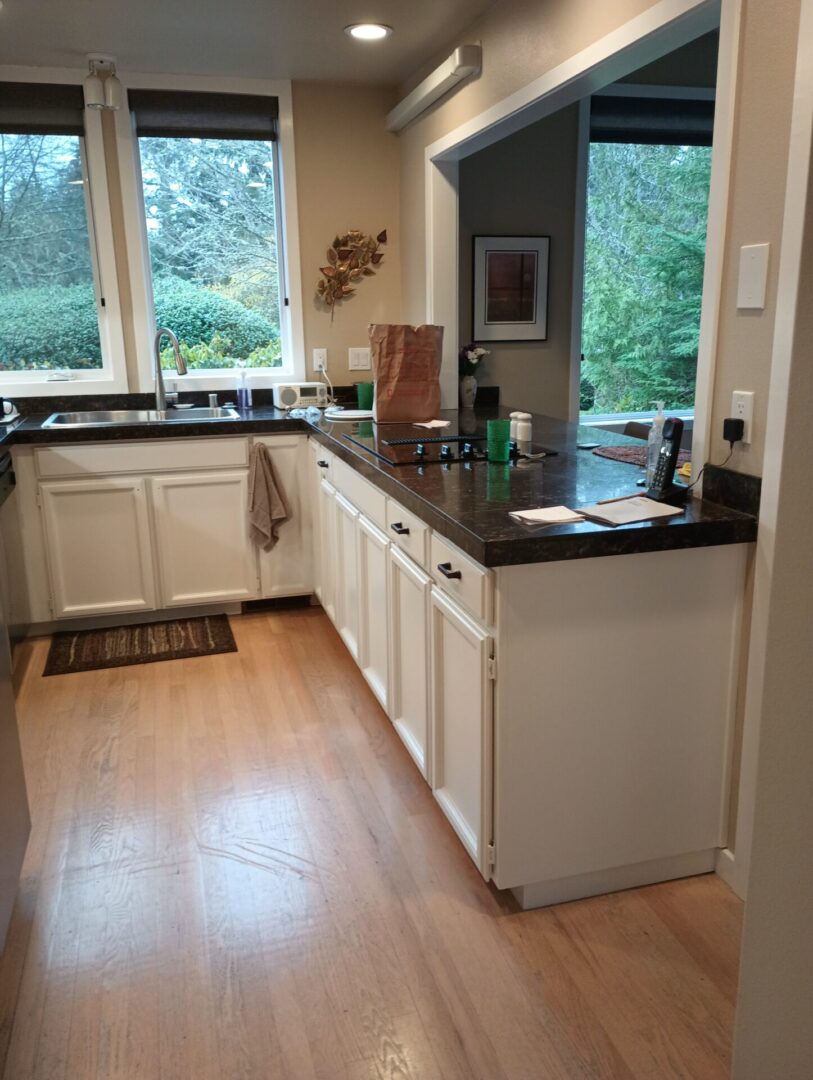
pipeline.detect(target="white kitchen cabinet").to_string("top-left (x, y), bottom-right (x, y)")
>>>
top-left (388, 544), bottom-right (432, 778)
top-left (357, 515), bottom-right (390, 711)
top-left (430, 586), bottom-right (494, 880)
top-left (308, 441), bottom-right (325, 604)
top-left (318, 476), bottom-right (338, 624)
top-left (151, 471), bottom-right (258, 607)
top-left (254, 436), bottom-right (312, 598)
top-left (39, 477), bottom-right (156, 618)
top-left (334, 492), bottom-right (360, 660)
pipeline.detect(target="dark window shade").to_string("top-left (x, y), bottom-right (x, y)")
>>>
top-left (590, 94), bottom-right (715, 146)
top-left (0, 82), bottom-right (85, 135)
top-left (130, 89), bottom-right (278, 140)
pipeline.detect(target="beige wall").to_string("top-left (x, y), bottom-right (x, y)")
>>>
top-left (292, 82), bottom-right (402, 387)
top-left (707, 0), bottom-right (800, 473)
top-left (732, 115), bottom-right (813, 1080)
top-left (458, 107), bottom-right (580, 416)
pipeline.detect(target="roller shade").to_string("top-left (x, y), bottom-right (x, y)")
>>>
top-left (129, 89), bottom-right (278, 140)
top-left (590, 94), bottom-right (714, 146)
top-left (0, 82), bottom-right (85, 135)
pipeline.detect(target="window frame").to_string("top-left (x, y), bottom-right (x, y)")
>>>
top-left (0, 72), bottom-right (128, 395)
top-left (114, 75), bottom-right (305, 392)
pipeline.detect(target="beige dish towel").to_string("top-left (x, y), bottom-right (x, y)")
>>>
top-left (248, 443), bottom-right (290, 551)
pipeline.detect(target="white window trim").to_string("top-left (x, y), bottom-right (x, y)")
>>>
top-left (114, 73), bottom-right (305, 393)
top-left (0, 67), bottom-right (129, 396)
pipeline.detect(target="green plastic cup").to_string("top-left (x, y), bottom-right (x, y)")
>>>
top-left (356, 382), bottom-right (374, 410)
top-left (487, 418), bottom-right (511, 463)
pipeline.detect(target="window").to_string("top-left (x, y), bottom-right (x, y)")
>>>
top-left (129, 90), bottom-right (286, 374)
top-left (0, 84), bottom-right (119, 384)
top-left (580, 90), bottom-right (714, 416)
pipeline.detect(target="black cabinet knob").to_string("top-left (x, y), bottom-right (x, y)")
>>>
top-left (317, 460), bottom-right (329, 469)
top-left (390, 522), bottom-right (410, 535)
top-left (437, 562), bottom-right (462, 580)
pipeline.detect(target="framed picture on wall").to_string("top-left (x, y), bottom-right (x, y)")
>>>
top-left (472, 235), bottom-right (550, 341)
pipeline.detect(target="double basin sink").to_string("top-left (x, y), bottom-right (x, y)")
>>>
top-left (41, 407), bottom-right (240, 429)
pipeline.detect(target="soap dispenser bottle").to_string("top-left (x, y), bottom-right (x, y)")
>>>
top-left (646, 401), bottom-right (666, 487)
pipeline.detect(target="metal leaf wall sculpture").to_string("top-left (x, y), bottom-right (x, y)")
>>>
top-left (317, 229), bottom-right (387, 317)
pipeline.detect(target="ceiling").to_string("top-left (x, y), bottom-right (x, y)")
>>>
top-left (0, 0), bottom-right (495, 84)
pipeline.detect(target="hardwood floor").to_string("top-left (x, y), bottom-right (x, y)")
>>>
top-left (0, 608), bottom-right (743, 1079)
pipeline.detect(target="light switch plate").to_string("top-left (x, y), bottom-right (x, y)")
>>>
top-left (348, 347), bottom-right (371, 371)
top-left (737, 243), bottom-right (770, 310)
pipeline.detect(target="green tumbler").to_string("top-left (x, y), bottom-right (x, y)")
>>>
top-left (356, 382), bottom-right (374, 410)
top-left (487, 418), bottom-right (511, 463)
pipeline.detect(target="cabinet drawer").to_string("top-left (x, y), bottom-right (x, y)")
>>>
top-left (35, 437), bottom-right (249, 478)
top-left (430, 533), bottom-right (492, 624)
top-left (386, 498), bottom-right (428, 569)
top-left (332, 458), bottom-right (386, 530)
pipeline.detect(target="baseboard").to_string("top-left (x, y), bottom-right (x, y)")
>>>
top-left (511, 849), bottom-right (717, 910)
top-left (25, 602), bottom-right (243, 636)
top-left (714, 846), bottom-right (746, 898)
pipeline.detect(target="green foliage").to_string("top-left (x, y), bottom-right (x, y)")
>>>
top-left (153, 276), bottom-right (279, 360)
top-left (0, 284), bottom-right (102, 370)
top-left (160, 329), bottom-right (282, 370)
top-left (581, 143), bottom-right (711, 413)
top-left (0, 133), bottom-right (284, 373)
top-left (0, 278), bottom-right (280, 372)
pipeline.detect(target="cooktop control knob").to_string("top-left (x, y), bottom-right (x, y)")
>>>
top-left (414, 443), bottom-right (426, 458)
top-left (460, 442), bottom-right (475, 460)
top-left (509, 440), bottom-right (520, 461)
top-left (439, 444), bottom-right (455, 461)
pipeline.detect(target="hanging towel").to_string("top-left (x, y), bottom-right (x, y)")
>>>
top-left (248, 443), bottom-right (290, 551)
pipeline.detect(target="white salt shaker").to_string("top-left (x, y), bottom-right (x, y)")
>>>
top-left (509, 411), bottom-right (520, 440)
top-left (516, 412), bottom-right (532, 449)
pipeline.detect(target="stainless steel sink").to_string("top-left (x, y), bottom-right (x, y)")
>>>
top-left (41, 407), bottom-right (240, 429)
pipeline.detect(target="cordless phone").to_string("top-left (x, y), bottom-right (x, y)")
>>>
top-left (646, 417), bottom-right (688, 504)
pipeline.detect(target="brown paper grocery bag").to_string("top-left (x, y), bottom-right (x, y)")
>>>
top-left (370, 324), bottom-right (443, 424)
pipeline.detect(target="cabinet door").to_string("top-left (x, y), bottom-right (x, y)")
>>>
top-left (151, 472), bottom-right (258, 607)
top-left (40, 478), bottom-right (156, 618)
top-left (334, 492), bottom-right (360, 660)
top-left (389, 545), bottom-right (431, 779)
top-left (255, 436), bottom-right (312, 598)
top-left (431, 586), bottom-right (493, 879)
top-left (308, 441), bottom-right (324, 602)
top-left (318, 477), bottom-right (338, 624)
top-left (357, 515), bottom-right (390, 711)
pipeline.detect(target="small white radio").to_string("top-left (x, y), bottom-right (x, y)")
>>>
top-left (272, 382), bottom-right (329, 409)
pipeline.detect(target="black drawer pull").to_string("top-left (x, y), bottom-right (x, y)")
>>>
top-left (390, 522), bottom-right (410, 536)
top-left (437, 562), bottom-right (462, 580)
top-left (317, 460), bottom-right (329, 468)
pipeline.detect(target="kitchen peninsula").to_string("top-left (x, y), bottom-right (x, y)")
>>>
top-left (2, 403), bottom-right (755, 907)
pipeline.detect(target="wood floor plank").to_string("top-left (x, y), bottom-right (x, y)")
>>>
top-left (0, 611), bottom-right (743, 1080)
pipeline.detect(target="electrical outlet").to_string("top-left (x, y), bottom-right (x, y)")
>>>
top-left (348, 347), bottom-right (371, 371)
top-left (731, 390), bottom-right (755, 445)
top-left (312, 348), bottom-right (327, 372)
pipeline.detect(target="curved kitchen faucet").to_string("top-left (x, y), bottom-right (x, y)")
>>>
top-left (154, 327), bottom-right (188, 414)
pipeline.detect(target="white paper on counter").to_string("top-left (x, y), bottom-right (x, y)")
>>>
top-left (578, 496), bottom-right (684, 526)
top-left (509, 506), bottom-right (584, 525)
top-left (413, 419), bottom-right (451, 428)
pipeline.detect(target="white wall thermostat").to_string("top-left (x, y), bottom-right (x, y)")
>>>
top-left (273, 382), bottom-right (329, 409)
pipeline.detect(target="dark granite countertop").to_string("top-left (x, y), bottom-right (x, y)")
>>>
top-left (0, 402), bottom-right (757, 567)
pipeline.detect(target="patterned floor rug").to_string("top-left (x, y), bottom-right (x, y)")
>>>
top-left (43, 615), bottom-right (237, 676)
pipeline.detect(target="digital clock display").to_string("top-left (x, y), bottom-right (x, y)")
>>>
top-left (301, 386), bottom-right (317, 397)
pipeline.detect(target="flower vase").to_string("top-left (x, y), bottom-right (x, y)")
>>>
top-left (459, 374), bottom-right (478, 408)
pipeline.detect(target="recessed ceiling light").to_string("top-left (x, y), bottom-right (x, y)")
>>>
top-left (345, 23), bottom-right (392, 41)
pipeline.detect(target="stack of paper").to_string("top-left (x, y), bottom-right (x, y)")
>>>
top-left (509, 506), bottom-right (584, 526)
top-left (578, 496), bottom-right (684, 526)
